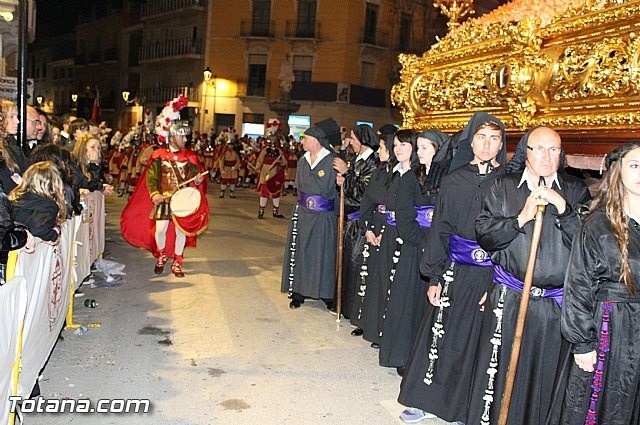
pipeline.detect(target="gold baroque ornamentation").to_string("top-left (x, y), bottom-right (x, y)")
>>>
top-left (548, 37), bottom-right (639, 101)
top-left (392, 0), bottom-right (640, 132)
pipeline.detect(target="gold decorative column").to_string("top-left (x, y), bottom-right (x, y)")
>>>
top-left (433, 0), bottom-right (475, 30)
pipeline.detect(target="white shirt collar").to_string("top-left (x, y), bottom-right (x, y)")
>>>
top-left (517, 168), bottom-right (561, 191)
top-left (355, 147), bottom-right (374, 163)
top-left (393, 162), bottom-right (411, 176)
top-left (304, 147), bottom-right (330, 169)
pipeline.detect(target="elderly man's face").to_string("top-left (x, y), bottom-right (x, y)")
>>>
top-left (526, 127), bottom-right (562, 179)
top-left (26, 107), bottom-right (42, 140)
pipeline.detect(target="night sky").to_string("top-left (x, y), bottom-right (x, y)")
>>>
top-left (35, 0), bottom-right (83, 37)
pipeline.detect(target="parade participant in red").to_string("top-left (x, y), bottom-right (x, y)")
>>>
top-left (121, 96), bottom-right (208, 278)
top-left (218, 141), bottom-right (241, 198)
top-left (256, 135), bottom-right (287, 219)
top-left (283, 142), bottom-right (299, 196)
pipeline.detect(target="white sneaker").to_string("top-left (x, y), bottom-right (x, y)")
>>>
top-left (399, 407), bottom-right (437, 423)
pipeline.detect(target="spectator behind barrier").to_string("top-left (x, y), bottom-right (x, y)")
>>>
top-left (9, 161), bottom-right (66, 244)
top-left (71, 134), bottom-right (114, 195)
top-left (30, 144), bottom-right (78, 219)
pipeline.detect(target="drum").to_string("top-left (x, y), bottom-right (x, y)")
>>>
top-left (170, 187), bottom-right (201, 218)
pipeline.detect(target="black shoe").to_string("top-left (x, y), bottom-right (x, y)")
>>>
top-left (229, 192), bottom-right (236, 198)
top-left (351, 328), bottom-right (363, 337)
top-left (370, 342), bottom-right (380, 349)
top-left (219, 192), bottom-right (224, 198)
top-left (396, 366), bottom-right (406, 377)
top-left (325, 301), bottom-right (336, 315)
top-left (289, 300), bottom-right (302, 309)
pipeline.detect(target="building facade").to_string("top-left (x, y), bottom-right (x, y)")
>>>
top-left (204, 0), bottom-right (441, 137)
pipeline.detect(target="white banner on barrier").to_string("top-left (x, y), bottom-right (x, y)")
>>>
top-left (16, 222), bottom-right (74, 398)
top-left (0, 277), bottom-right (27, 425)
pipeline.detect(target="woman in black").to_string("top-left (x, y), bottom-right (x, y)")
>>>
top-left (355, 133), bottom-right (396, 347)
top-left (550, 141), bottom-right (640, 425)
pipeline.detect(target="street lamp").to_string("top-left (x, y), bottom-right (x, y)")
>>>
top-left (71, 93), bottom-right (78, 113)
top-left (203, 67), bottom-right (217, 133)
top-left (36, 95), bottom-right (43, 106)
top-left (122, 89), bottom-right (131, 103)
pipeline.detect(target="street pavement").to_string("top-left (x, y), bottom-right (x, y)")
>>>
top-left (24, 184), bottom-right (454, 425)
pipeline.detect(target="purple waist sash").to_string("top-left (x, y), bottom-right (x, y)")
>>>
top-left (448, 235), bottom-right (492, 267)
top-left (297, 191), bottom-right (335, 212)
top-left (385, 206), bottom-right (434, 228)
top-left (493, 264), bottom-right (563, 307)
top-left (416, 206), bottom-right (435, 229)
top-left (347, 211), bottom-right (360, 221)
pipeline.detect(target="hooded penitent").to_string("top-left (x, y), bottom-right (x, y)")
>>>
top-left (448, 111), bottom-right (507, 173)
top-left (352, 124), bottom-right (379, 151)
top-left (505, 126), bottom-right (567, 174)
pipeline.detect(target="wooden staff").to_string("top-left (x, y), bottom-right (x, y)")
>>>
top-left (335, 183), bottom-right (345, 322)
top-left (498, 177), bottom-right (547, 425)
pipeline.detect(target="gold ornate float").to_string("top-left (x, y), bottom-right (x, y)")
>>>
top-left (392, 0), bottom-right (640, 145)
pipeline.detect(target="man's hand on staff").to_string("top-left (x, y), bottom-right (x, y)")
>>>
top-left (151, 193), bottom-right (164, 205)
top-left (518, 185), bottom-right (550, 227)
top-left (333, 157), bottom-right (348, 175)
top-left (518, 185), bottom-right (567, 227)
top-left (574, 351), bottom-right (597, 372)
top-left (194, 173), bottom-right (205, 185)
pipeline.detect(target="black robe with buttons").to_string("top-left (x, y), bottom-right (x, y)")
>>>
top-left (468, 172), bottom-right (590, 425)
top-left (339, 152), bottom-right (377, 320)
top-left (398, 163), bottom-right (503, 423)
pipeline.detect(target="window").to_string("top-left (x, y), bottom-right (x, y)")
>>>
top-left (296, 0), bottom-right (317, 37)
top-left (398, 13), bottom-right (412, 51)
top-left (293, 55), bottom-right (313, 82)
top-left (243, 113), bottom-right (264, 124)
top-left (248, 54), bottom-right (268, 96)
top-left (361, 61), bottom-right (375, 87)
top-left (363, 3), bottom-right (378, 44)
top-left (252, 0), bottom-right (271, 36)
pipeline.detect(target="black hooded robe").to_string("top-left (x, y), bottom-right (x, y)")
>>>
top-left (467, 171), bottom-right (590, 425)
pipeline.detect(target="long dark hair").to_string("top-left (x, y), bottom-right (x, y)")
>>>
top-left (386, 129), bottom-right (418, 188)
top-left (591, 141), bottom-right (640, 294)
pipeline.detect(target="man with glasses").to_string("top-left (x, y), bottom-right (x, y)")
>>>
top-left (23, 106), bottom-right (45, 157)
top-left (467, 127), bottom-right (591, 425)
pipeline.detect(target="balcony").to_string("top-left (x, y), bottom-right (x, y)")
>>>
top-left (290, 81), bottom-right (386, 107)
top-left (236, 80), bottom-right (271, 98)
top-left (87, 51), bottom-right (101, 65)
top-left (104, 48), bottom-right (118, 63)
top-left (141, 0), bottom-right (206, 19)
top-left (138, 86), bottom-right (200, 104)
top-left (139, 38), bottom-right (203, 63)
top-left (240, 20), bottom-right (275, 38)
top-left (284, 20), bottom-right (321, 40)
top-left (360, 28), bottom-right (390, 49)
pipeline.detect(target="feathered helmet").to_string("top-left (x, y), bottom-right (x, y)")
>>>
top-left (265, 118), bottom-right (283, 137)
top-left (155, 95), bottom-right (189, 145)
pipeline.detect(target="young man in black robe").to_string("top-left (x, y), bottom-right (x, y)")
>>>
top-left (468, 126), bottom-right (591, 425)
top-left (398, 112), bottom-right (506, 424)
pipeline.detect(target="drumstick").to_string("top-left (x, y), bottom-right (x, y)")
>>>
top-left (177, 170), bottom-right (210, 188)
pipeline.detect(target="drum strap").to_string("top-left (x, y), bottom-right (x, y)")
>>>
top-left (168, 160), bottom-right (188, 190)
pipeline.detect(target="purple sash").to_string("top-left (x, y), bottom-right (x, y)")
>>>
top-left (448, 235), bottom-right (492, 267)
top-left (297, 191), bottom-right (335, 212)
top-left (416, 206), bottom-right (435, 229)
top-left (493, 264), bottom-right (563, 307)
top-left (347, 211), bottom-right (360, 221)
top-left (385, 206), bottom-right (434, 228)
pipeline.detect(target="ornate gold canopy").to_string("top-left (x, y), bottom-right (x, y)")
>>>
top-left (391, 0), bottom-right (640, 134)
